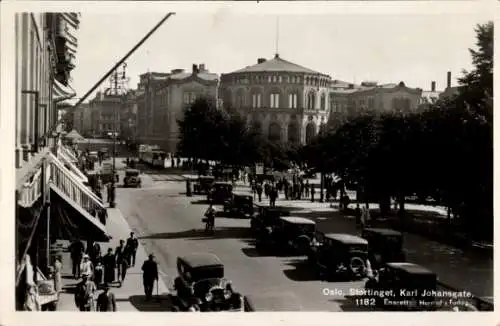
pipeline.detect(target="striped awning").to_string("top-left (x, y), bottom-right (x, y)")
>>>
top-left (53, 79), bottom-right (76, 103)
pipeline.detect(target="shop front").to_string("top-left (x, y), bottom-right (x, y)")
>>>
top-left (15, 150), bottom-right (110, 311)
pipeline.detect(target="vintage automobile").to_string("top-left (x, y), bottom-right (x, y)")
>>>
top-left (123, 169), bottom-right (141, 188)
top-left (243, 292), bottom-right (303, 311)
top-left (171, 253), bottom-right (244, 312)
top-left (361, 228), bottom-right (406, 268)
top-left (250, 204), bottom-right (291, 235)
top-left (223, 193), bottom-right (254, 218)
top-left (307, 233), bottom-right (369, 280)
top-left (193, 176), bottom-right (215, 195)
top-left (207, 182), bottom-right (233, 204)
top-left (255, 216), bottom-right (316, 254)
top-left (364, 262), bottom-right (438, 310)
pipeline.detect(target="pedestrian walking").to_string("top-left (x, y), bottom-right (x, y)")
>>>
top-left (74, 273), bottom-right (97, 311)
top-left (142, 254), bottom-right (159, 301)
top-left (96, 285), bottom-right (117, 312)
top-left (256, 183), bottom-right (263, 202)
top-left (115, 240), bottom-right (129, 287)
top-left (94, 260), bottom-right (104, 287)
top-left (311, 185), bottom-right (315, 203)
top-left (87, 241), bottom-right (102, 267)
top-left (80, 254), bottom-right (94, 280)
top-left (269, 187), bottom-right (277, 207)
top-left (102, 248), bottom-right (116, 285)
top-left (53, 255), bottom-right (63, 295)
top-left (264, 182), bottom-right (270, 199)
top-left (305, 181), bottom-right (310, 198)
top-left (69, 239), bottom-right (85, 279)
top-left (125, 232), bottom-right (139, 267)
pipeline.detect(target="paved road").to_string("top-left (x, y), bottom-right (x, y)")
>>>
top-left (112, 164), bottom-right (492, 311)
top-left (115, 173), bottom-right (367, 311)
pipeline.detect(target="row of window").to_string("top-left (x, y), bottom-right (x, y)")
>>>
top-left (239, 92), bottom-right (326, 110)
top-left (234, 74), bottom-right (303, 85)
top-left (232, 74), bottom-right (331, 87)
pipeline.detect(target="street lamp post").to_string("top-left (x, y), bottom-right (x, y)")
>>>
top-left (109, 103), bottom-right (117, 208)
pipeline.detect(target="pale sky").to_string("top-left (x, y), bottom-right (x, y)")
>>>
top-left (63, 4), bottom-right (492, 103)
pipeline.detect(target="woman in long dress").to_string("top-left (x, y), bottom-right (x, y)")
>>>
top-left (53, 255), bottom-right (63, 294)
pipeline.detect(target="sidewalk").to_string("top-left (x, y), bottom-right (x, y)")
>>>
top-left (56, 207), bottom-right (170, 311)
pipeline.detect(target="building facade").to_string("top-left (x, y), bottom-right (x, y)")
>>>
top-left (72, 102), bottom-right (92, 136)
top-left (120, 90), bottom-right (138, 144)
top-left (88, 91), bottom-right (123, 137)
top-left (219, 54), bottom-right (333, 145)
top-left (15, 13), bottom-right (110, 310)
top-left (135, 64), bottom-right (218, 151)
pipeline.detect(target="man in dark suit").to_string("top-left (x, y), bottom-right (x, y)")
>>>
top-left (69, 239), bottom-right (85, 279)
top-left (125, 232), bottom-right (139, 267)
top-left (141, 254), bottom-right (158, 301)
top-left (115, 240), bottom-right (129, 287)
top-left (96, 285), bottom-right (117, 312)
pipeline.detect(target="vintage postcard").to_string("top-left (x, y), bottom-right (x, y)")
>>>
top-left (0, 1), bottom-right (496, 326)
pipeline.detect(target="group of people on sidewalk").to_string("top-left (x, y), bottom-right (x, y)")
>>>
top-left (70, 232), bottom-right (141, 311)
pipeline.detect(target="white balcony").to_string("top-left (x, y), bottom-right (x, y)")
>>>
top-left (18, 167), bottom-right (43, 208)
top-left (57, 149), bottom-right (88, 184)
top-left (48, 153), bottom-right (104, 216)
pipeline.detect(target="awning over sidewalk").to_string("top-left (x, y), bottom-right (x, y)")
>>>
top-left (53, 79), bottom-right (76, 103)
top-left (49, 184), bottom-right (110, 242)
top-left (16, 196), bottom-right (45, 264)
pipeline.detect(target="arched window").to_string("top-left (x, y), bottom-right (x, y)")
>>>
top-left (269, 92), bottom-right (281, 108)
top-left (251, 92), bottom-right (262, 108)
top-left (288, 121), bottom-right (299, 144)
top-left (320, 93), bottom-right (326, 111)
top-left (307, 90), bottom-right (316, 110)
top-left (305, 122), bottom-right (316, 144)
top-left (268, 122), bottom-right (281, 142)
top-left (288, 92), bottom-right (298, 109)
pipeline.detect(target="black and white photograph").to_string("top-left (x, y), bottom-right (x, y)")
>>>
top-left (1, 0), bottom-right (495, 321)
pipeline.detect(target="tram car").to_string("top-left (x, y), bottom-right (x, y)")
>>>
top-left (139, 145), bottom-right (167, 168)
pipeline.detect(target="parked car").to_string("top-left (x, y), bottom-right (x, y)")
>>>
top-left (361, 228), bottom-right (406, 269)
top-left (243, 292), bottom-right (303, 311)
top-left (250, 205), bottom-right (291, 235)
top-left (171, 253), bottom-right (243, 312)
top-left (207, 182), bottom-right (233, 204)
top-left (223, 193), bottom-right (254, 218)
top-left (123, 169), bottom-right (141, 188)
top-left (364, 262), bottom-right (438, 311)
top-left (193, 176), bottom-right (215, 195)
top-left (256, 216), bottom-right (316, 255)
top-left (307, 233), bottom-right (369, 280)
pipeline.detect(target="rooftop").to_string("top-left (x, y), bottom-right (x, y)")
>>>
top-left (229, 54), bottom-right (327, 76)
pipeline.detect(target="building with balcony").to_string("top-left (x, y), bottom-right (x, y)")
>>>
top-left (135, 64), bottom-right (218, 151)
top-left (219, 54), bottom-right (332, 145)
top-left (15, 13), bottom-right (110, 311)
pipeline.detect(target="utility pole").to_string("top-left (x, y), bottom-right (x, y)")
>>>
top-left (108, 63), bottom-right (128, 208)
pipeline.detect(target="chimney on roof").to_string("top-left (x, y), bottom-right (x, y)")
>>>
top-left (192, 64), bottom-right (198, 74)
top-left (257, 58), bottom-right (266, 64)
top-left (199, 64), bottom-right (206, 72)
top-left (447, 71), bottom-right (451, 88)
top-left (431, 81), bottom-right (436, 92)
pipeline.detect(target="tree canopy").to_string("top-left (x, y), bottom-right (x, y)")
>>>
top-left (177, 98), bottom-right (297, 170)
top-left (300, 21), bottom-right (493, 240)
